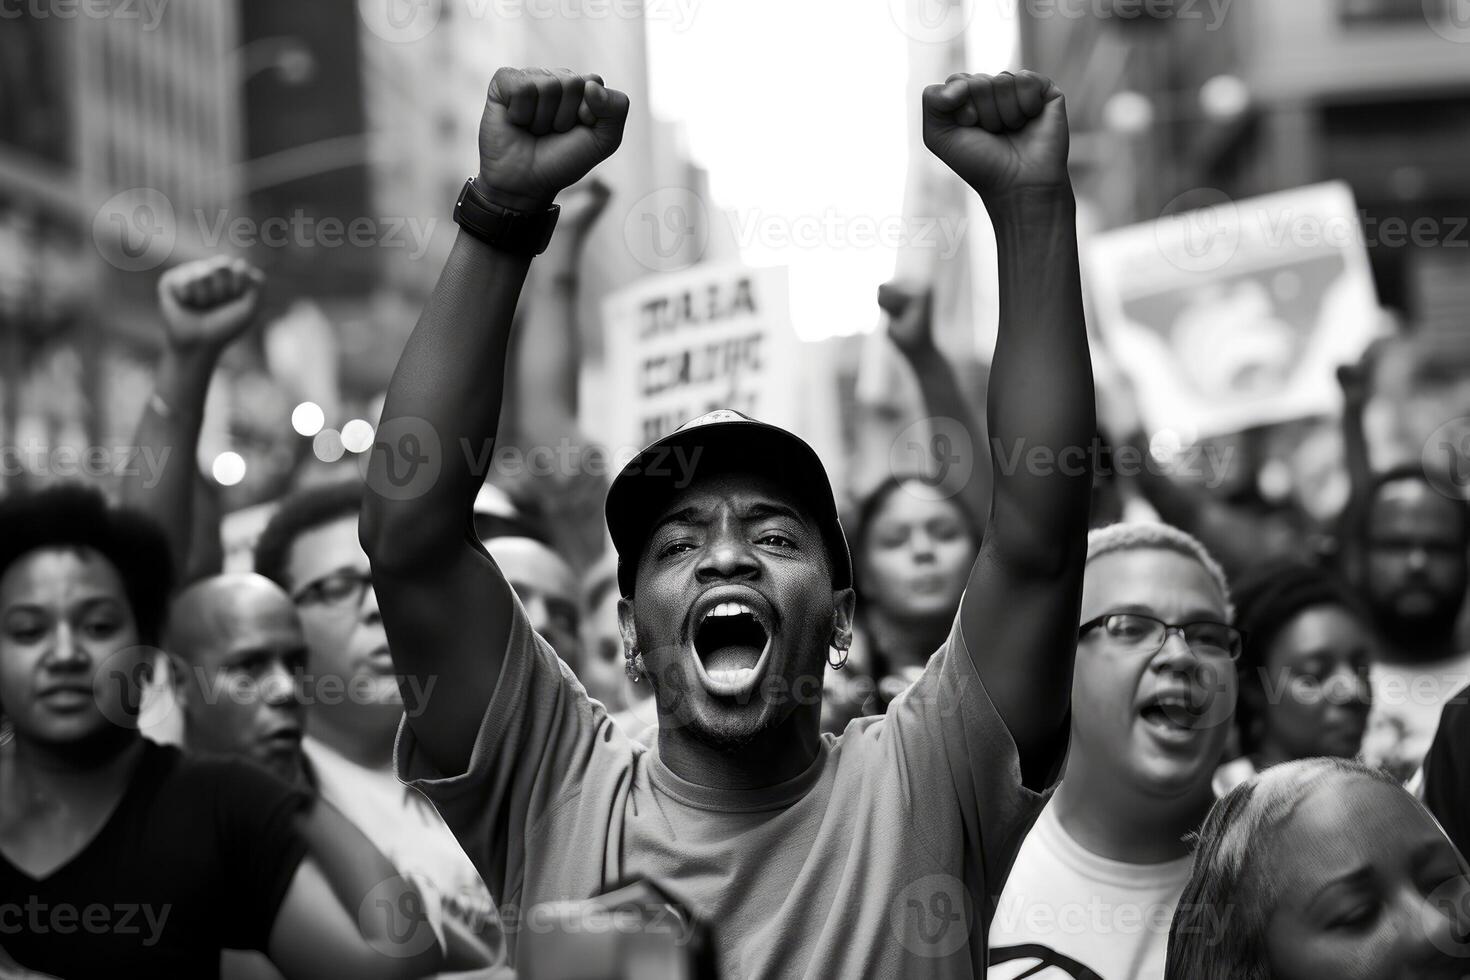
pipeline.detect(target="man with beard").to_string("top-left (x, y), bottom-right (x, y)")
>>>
top-left (363, 65), bottom-right (1093, 978)
top-left (1343, 466), bottom-right (1470, 781)
top-left (987, 523), bottom-right (1239, 980)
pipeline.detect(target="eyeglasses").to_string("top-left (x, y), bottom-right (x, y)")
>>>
top-left (292, 570), bottom-right (373, 610)
top-left (1079, 612), bottom-right (1244, 662)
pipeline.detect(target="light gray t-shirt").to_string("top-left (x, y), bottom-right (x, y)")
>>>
top-left (396, 599), bottom-right (1058, 979)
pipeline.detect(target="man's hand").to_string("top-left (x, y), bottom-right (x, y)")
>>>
top-left (157, 257), bottom-right (264, 352)
top-left (477, 68), bottom-right (629, 212)
top-left (879, 280), bottom-right (936, 360)
top-left (922, 70), bottom-right (1069, 203)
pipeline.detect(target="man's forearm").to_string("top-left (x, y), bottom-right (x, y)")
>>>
top-left (121, 347), bottom-right (215, 577)
top-left (361, 228), bottom-right (531, 567)
top-left (986, 190), bottom-right (1094, 568)
top-left (903, 343), bottom-right (993, 537)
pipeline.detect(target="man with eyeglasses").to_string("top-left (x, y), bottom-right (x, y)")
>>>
top-left (253, 481), bottom-right (505, 970)
top-left (989, 522), bottom-right (1239, 980)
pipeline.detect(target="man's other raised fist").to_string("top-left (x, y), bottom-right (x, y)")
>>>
top-left (922, 70), bottom-right (1070, 203)
top-left (477, 68), bottom-right (630, 212)
top-left (157, 256), bottom-right (264, 352)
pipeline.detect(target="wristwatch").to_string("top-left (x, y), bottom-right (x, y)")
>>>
top-left (453, 177), bottom-right (561, 256)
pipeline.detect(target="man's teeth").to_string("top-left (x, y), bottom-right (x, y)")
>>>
top-left (703, 601), bottom-right (756, 621)
top-left (707, 666), bottom-right (759, 684)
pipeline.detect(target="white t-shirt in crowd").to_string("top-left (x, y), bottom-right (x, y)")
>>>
top-left (302, 736), bottom-right (501, 958)
top-left (1362, 651), bottom-right (1470, 783)
top-left (988, 802), bottom-right (1194, 980)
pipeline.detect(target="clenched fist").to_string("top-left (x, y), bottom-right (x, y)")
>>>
top-left (922, 70), bottom-right (1069, 203)
top-left (157, 257), bottom-right (264, 352)
top-left (477, 68), bottom-right (630, 212)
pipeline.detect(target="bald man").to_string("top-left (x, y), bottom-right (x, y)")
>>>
top-left (167, 573), bottom-right (309, 786)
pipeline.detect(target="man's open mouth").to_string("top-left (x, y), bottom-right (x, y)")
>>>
top-left (1137, 690), bottom-right (1206, 737)
top-left (691, 598), bottom-right (772, 698)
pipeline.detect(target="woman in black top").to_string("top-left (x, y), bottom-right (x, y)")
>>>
top-left (0, 485), bottom-right (443, 979)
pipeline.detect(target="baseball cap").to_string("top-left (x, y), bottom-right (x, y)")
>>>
top-left (605, 409), bottom-right (852, 597)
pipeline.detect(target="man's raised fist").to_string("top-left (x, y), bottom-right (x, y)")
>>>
top-left (922, 70), bottom-right (1069, 202)
top-left (157, 256), bottom-right (264, 352)
top-left (477, 68), bottom-right (630, 212)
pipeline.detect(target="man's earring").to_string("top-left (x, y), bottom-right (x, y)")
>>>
top-left (828, 632), bottom-right (851, 670)
top-left (625, 648), bottom-right (646, 682)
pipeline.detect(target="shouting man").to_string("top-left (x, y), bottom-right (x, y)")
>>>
top-left (363, 67), bottom-right (1094, 977)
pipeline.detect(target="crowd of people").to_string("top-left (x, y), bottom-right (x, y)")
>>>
top-left (2, 64), bottom-right (1469, 980)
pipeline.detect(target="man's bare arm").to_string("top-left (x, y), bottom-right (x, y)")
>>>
top-left (359, 68), bottom-right (629, 777)
top-left (121, 257), bottom-right (262, 582)
top-left (924, 71), bottom-right (1093, 782)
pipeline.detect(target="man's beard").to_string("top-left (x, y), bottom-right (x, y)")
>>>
top-left (1370, 595), bottom-right (1464, 663)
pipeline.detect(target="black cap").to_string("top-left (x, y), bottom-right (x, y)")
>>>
top-left (605, 409), bottom-right (852, 597)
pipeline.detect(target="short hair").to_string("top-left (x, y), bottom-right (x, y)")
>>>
top-left (1165, 758), bottom-right (1403, 980)
top-left (0, 483), bottom-right (173, 646)
top-left (1087, 522), bottom-right (1235, 621)
top-left (1343, 464), bottom-right (1470, 548)
top-left (253, 480), bottom-right (363, 590)
top-left (1229, 559), bottom-right (1371, 756)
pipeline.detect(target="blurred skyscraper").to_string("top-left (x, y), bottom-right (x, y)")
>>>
top-left (1, 1), bottom-right (242, 491)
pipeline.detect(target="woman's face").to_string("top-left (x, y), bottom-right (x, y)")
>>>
top-left (860, 487), bottom-right (976, 621)
top-left (1265, 776), bottom-right (1470, 979)
top-left (0, 547), bottom-right (145, 748)
top-left (1258, 605), bottom-right (1372, 762)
